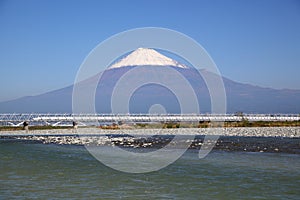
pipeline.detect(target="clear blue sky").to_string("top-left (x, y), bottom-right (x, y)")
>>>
top-left (0, 0), bottom-right (299, 102)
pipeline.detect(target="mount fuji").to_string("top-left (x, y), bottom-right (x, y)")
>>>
top-left (0, 48), bottom-right (300, 114)
top-left (109, 48), bottom-right (188, 69)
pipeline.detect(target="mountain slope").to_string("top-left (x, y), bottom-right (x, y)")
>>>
top-left (0, 67), bottom-right (299, 113)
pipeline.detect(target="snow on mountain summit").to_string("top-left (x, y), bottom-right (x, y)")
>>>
top-left (108, 48), bottom-right (188, 69)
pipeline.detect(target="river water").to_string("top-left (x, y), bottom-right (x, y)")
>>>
top-left (1, 139), bottom-right (299, 199)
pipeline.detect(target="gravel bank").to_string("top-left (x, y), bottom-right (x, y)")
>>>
top-left (0, 127), bottom-right (299, 137)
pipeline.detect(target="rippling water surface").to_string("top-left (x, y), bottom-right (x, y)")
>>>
top-left (1, 140), bottom-right (299, 199)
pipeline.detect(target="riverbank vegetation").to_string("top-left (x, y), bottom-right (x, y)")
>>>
top-left (0, 126), bottom-right (72, 131)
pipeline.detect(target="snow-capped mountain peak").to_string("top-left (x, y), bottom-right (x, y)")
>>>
top-left (108, 48), bottom-right (188, 69)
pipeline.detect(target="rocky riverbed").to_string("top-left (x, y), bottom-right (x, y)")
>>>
top-left (1, 127), bottom-right (299, 154)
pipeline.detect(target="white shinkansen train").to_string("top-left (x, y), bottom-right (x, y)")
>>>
top-left (0, 113), bottom-right (299, 127)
